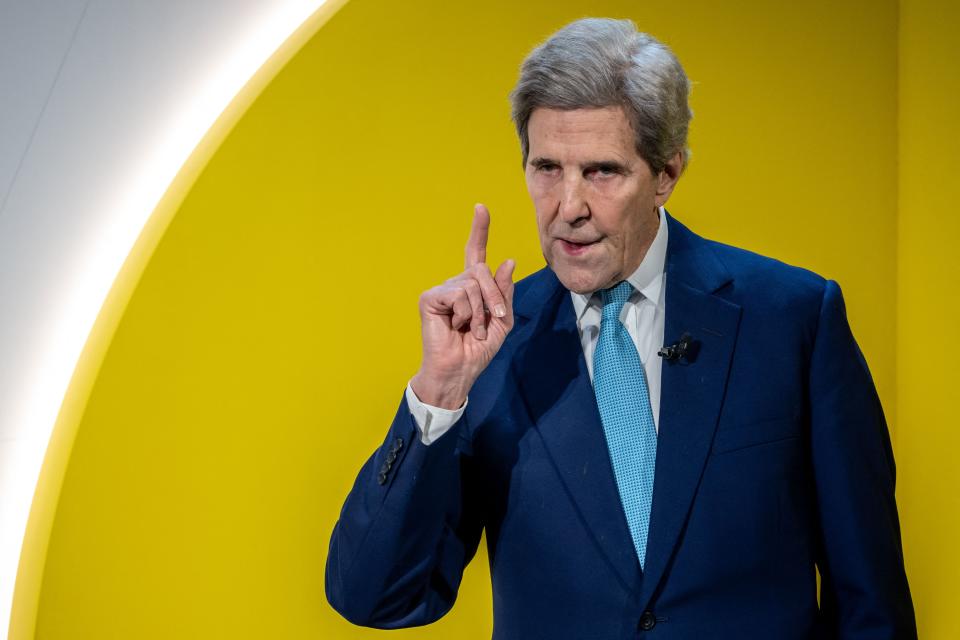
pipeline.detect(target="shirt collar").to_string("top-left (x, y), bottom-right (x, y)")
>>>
top-left (570, 206), bottom-right (669, 322)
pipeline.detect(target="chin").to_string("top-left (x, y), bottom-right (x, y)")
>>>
top-left (551, 264), bottom-right (609, 295)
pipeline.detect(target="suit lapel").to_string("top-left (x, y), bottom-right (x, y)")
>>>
top-left (637, 213), bottom-right (742, 610)
top-left (513, 270), bottom-right (642, 592)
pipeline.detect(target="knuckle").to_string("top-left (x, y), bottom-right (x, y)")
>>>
top-left (419, 287), bottom-right (438, 306)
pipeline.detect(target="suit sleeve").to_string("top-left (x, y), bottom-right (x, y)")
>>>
top-left (324, 391), bottom-right (484, 628)
top-left (809, 280), bottom-right (917, 638)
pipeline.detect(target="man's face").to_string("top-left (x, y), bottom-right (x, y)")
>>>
top-left (524, 106), bottom-right (679, 294)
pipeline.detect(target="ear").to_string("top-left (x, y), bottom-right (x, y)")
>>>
top-left (654, 150), bottom-right (684, 207)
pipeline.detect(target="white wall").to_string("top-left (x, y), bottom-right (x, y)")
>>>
top-left (0, 1), bottom-right (327, 635)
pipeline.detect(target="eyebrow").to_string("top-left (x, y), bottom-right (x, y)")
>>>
top-left (528, 156), bottom-right (631, 173)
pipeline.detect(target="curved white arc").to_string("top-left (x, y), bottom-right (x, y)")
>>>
top-left (0, 1), bottom-right (328, 637)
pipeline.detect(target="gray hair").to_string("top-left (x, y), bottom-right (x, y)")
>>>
top-left (510, 18), bottom-right (692, 174)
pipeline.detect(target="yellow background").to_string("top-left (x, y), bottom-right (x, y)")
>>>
top-left (11, 0), bottom-right (958, 638)
top-left (897, 1), bottom-right (960, 638)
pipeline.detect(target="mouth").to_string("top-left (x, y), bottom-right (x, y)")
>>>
top-left (558, 238), bottom-right (600, 256)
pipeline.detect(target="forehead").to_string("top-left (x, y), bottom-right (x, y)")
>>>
top-left (527, 106), bottom-right (638, 161)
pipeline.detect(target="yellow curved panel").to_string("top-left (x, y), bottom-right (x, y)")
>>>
top-left (20, 0), bottom-right (918, 638)
top-left (8, 1), bottom-right (350, 638)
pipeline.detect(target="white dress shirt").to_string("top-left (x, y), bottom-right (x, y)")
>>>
top-left (406, 207), bottom-right (669, 444)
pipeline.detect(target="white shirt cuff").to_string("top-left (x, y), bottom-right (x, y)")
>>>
top-left (405, 381), bottom-right (467, 445)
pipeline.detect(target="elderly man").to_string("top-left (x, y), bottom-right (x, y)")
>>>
top-left (325, 18), bottom-right (916, 639)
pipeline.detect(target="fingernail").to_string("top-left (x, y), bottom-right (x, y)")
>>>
top-left (477, 326), bottom-right (487, 340)
top-left (494, 304), bottom-right (506, 318)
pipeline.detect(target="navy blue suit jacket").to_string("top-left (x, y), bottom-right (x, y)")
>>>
top-left (326, 212), bottom-right (916, 639)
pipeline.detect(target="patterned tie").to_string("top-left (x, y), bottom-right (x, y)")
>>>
top-left (592, 281), bottom-right (658, 568)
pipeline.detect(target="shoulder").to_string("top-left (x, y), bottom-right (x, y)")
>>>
top-left (673, 221), bottom-right (849, 373)
top-left (666, 211), bottom-right (831, 321)
top-left (665, 212), bottom-right (840, 352)
top-left (707, 238), bottom-right (828, 311)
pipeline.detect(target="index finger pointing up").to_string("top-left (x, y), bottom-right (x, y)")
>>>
top-left (465, 203), bottom-right (490, 269)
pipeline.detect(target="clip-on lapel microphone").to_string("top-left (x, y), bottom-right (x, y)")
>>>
top-left (658, 332), bottom-right (698, 363)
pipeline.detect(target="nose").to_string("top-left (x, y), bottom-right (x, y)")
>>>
top-left (558, 173), bottom-right (589, 224)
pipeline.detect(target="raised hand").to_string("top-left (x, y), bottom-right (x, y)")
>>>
top-left (410, 204), bottom-right (516, 409)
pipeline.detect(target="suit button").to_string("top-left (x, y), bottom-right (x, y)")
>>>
top-left (638, 611), bottom-right (656, 631)
top-left (391, 437), bottom-right (404, 453)
top-left (386, 450), bottom-right (397, 464)
top-left (377, 471), bottom-right (387, 485)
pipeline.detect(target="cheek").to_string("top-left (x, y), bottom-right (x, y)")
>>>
top-left (534, 212), bottom-right (554, 256)
top-left (531, 199), bottom-right (557, 234)
top-left (599, 189), bottom-right (644, 232)
top-left (526, 179), bottom-right (549, 216)
top-left (590, 205), bottom-right (623, 240)
top-left (536, 216), bottom-right (550, 243)
top-left (526, 173), bottom-right (554, 199)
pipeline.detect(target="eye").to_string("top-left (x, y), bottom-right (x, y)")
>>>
top-left (587, 164), bottom-right (620, 178)
top-left (535, 162), bottom-right (560, 174)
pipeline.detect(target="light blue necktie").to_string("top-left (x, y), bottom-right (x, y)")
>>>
top-left (593, 281), bottom-right (657, 568)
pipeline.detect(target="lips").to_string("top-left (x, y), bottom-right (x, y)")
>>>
top-left (558, 238), bottom-right (599, 256)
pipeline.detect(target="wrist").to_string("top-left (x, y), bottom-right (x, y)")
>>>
top-left (410, 371), bottom-right (470, 410)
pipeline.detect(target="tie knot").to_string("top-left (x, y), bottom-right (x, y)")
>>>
top-left (600, 281), bottom-right (634, 321)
